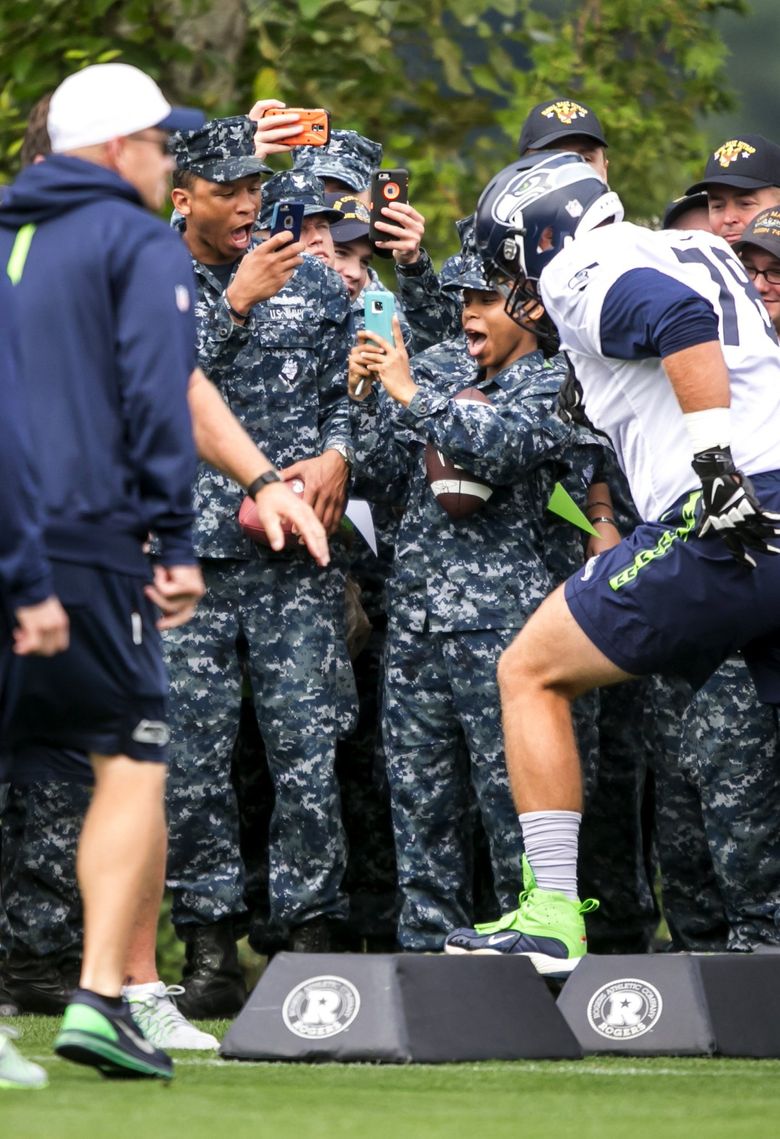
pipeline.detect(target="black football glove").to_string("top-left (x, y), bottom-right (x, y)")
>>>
top-left (692, 446), bottom-right (780, 569)
top-left (557, 354), bottom-right (595, 430)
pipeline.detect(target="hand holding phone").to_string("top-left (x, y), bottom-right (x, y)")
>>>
top-left (357, 291), bottom-right (396, 394)
top-left (270, 202), bottom-right (305, 243)
top-left (369, 169), bottom-right (409, 255)
top-left (363, 291), bottom-right (396, 345)
top-left (261, 107), bottom-right (331, 147)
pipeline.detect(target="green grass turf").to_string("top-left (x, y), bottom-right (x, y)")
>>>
top-left (3, 1015), bottom-right (780, 1139)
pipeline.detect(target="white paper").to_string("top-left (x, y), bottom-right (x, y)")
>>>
top-left (345, 498), bottom-right (377, 555)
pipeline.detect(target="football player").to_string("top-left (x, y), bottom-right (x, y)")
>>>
top-left (443, 152), bottom-right (780, 974)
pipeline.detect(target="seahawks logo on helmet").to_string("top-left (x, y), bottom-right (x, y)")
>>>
top-left (475, 152), bottom-right (622, 346)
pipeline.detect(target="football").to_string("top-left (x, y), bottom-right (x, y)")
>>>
top-left (238, 478), bottom-right (305, 549)
top-left (424, 387), bottom-right (494, 519)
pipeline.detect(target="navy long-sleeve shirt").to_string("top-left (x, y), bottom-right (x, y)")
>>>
top-left (0, 156), bottom-right (198, 573)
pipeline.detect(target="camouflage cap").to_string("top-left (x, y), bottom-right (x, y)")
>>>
top-left (258, 169), bottom-right (344, 228)
top-left (734, 206), bottom-right (780, 260)
top-left (292, 128), bottom-right (383, 192)
top-left (324, 192), bottom-right (370, 243)
top-left (442, 217), bottom-right (491, 293)
top-left (172, 115), bottom-right (272, 182)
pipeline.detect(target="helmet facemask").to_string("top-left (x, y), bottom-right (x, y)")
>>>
top-left (483, 232), bottom-right (560, 356)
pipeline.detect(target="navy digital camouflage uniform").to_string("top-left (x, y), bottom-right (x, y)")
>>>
top-left (165, 118), bottom-right (357, 939)
top-left (393, 216), bottom-right (470, 353)
top-left (332, 283), bottom-right (412, 946)
top-left (664, 656), bottom-right (780, 950)
top-left (1, 778), bottom-right (88, 964)
top-left (351, 280), bottom-right (603, 948)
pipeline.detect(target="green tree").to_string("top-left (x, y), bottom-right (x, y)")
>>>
top-left (0, 0), bottom-right (749, 256)
top-left (496, 0), bottom-right (750, 221)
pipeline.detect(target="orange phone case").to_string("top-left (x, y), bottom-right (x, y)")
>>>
top-left (261, 107), bottom-right (331, 147)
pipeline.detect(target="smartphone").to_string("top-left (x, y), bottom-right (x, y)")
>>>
top-left (363, 290), bottom-right (396, 346)
top-left (261, 107), bottom-right (331, 147)
top-left (369, 168), bottom-right (409, 249)
top-left (269, 201), bottom-right (305, 243)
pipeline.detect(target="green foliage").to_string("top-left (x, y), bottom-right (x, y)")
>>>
top-left (0, 0), bottom-right (202, 175)
top-left (0, 0), bottom-right (749, 256)
top-left (497, 0), bottom-right (750, 222)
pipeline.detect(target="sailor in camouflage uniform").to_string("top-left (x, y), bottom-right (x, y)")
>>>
top-left (293, 127), bottom-right (443, 354)
top-left (348, 245), bottom-right (601, 949)
top-left (0, 761), bottom-right (89, 1014)
top-left (165, 117), bottom-right (357, 1014)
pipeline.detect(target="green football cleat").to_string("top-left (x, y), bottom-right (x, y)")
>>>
top-left (0, 1026), bottom-right (48, 1089)
top-left (55, 992), bottom-right (173, 1080)
top-left (444, 855), bottom-right (599, 976)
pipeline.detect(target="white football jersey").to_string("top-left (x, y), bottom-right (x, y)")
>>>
top-left (540, 221), bottom-right (780, 521)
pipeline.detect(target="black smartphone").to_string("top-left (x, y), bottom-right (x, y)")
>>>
top-left (368, 168), bottom-right (409, 251)
top-left (270, 201), bottom-right (305, 242)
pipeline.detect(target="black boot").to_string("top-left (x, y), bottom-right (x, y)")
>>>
top-left (4, 950), bottom-right (75, 1014)
top-left (289, 916), bottom-right (341, 953)
top-left (176, 921), bottom-right (247, 1018)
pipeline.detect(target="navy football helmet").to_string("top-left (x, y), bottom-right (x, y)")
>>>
top-left (475, 152), bottom-right (623, 338)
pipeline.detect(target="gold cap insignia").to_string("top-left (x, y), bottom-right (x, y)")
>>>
top-left (542, 100), bottom-right (588, 127)
top-left (714, 140), bottom-right (757, 168)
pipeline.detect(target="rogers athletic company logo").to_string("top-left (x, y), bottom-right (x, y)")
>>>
top-left (282, 975), bottom-right (360, 1039)
top-left (713, 139), bottom-right (756, 168)
top-left (587, 978), bottom-right (663, 1039)
top-left (542, 100), bottom-right (589, 127)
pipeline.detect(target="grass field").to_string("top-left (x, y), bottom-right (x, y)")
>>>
top-left (3, 1015), bottom-right (780, 1139)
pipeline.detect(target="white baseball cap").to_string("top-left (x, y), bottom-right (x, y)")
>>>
top-left (48, 62), bottom-right (204, 153)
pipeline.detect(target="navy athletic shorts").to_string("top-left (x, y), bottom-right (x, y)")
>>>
top-left (4, 559), bottom-right (170, 762)
top-left (564, 472), bottom-right (780, 703)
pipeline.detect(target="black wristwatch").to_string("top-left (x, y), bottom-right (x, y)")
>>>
top-left (246, 470), bottom-right (281, 497)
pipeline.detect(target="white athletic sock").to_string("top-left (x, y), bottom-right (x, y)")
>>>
top-left (519, 810), bottom-right (581, 900)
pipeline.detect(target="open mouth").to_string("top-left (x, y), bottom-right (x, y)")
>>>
top-left (464, 329), bottom-right (488, 357)
top-left (229, 224), bottom-right (253, 250)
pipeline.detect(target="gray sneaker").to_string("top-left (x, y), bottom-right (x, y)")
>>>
top-left (0, 1026), bottom-right (48, 1089)
top-left (123, 983), bottom-right (219, 1050)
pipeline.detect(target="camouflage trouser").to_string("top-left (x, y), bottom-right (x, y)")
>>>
top-left (382, 624), bottom-right (599, 950)
top-left (673, 657), bottom-right (780, 950)
top-left (235, 617), bottom-right (401, 951)
top-left (335, 618), bottom-right (399, 942)
top-left (164, 556), bottom-right (357, 933)
top-left (382, 625), bottom-right (520, 950)
top-left (579, 680), bottom-right (660, 954)
top-left (0, 780), bottom-right (88, 959)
